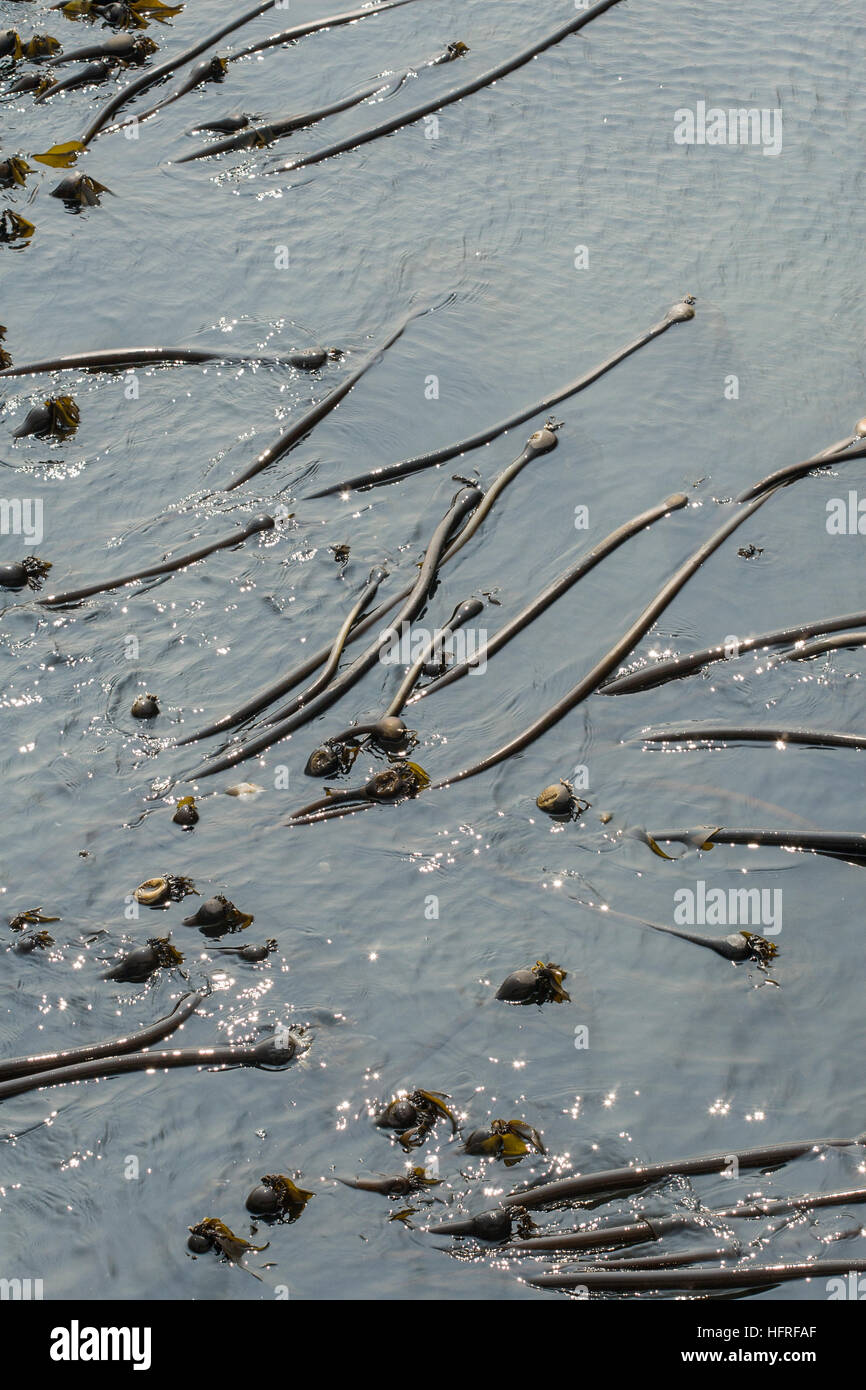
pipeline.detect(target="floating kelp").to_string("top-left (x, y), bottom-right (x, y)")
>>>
top-left (0, 990), bottom-right (203, 1083)
top-left (737, 428), bottom-right (866, 503)
top-left (189, 565), bottom-right (389, 748)
top-left (187, 1218), bottom-right (268, 1260)
top-left (182, 895), bottom-right (253, 934)
top-left (288, 762), bottom-right (429, 825)
top-left (0, 343), bottom-right (337, 377)
top-left (599, 606), bottom-right (866, 694)
top-left (46, 31), bottom-right (157, 64)
top-left (463, 1119), bottom-right (545, 1165)
top-left (8, 71), bottom-right (55, 95)
top-left (577, 1244), bottom-right (777, 1272)
top-left (41, 514), bottom-right (274, 607)
top-left (337, 1167), bottom-right (441, 1197)
top-left (271, 0), bottom-right (629, 180)
top-left (0, 209), bottom-right (35, 243)
top-left (13, 930), bottom-right (55, 954)
top-left (0, 156), bottom-right (32, 187)
top-left (49, 171), bottom-right (112, 205)
top-left (639, 724), bottom-right (866, 752)
top-left (382, 598), bottom-right (484, 719)
top-left (644, 826), bottom-right (866, 864)
top-left (773, 631), bottom-right (866, 663)
top-left (245, 1174), bottom-right (314, 1221)
top-left (8, 906), bottom-right (60, 931)
top-left (282, 799), bottom-right (377, 827)
top-left (104, 53), bottom-right (227, 130)
top-left (575, 895), bottom-right (778, 972)
top-left (224, 306), bottom-right (431, 490)
top-left (189, 113), bottom-right (252, 135)
top-left (35, 57), bottom-right (121, 102)
top-left (181, 428), bottom-right (556, 747)
top-left (48, 0), bottom-right (413, 156)
top-left (0, 556), bottom-right (52, 590)
top-left (376, 1088), bottom-right (458, 1149)
top-left (495, 960), bottom-right (570, 1005)
top-left (228, 0), bottom-right (426, 61)
top-left (0, 323), bottom-right (9, 370)
top-left (26, 34), bottom-right (62, 59)
top-left (410, 493), bottom-right (688, 703)
top-left (431, 488), bottom-right (777, 791)
top-left (171, 795), bottom-right (198, 827)
top-left (509, 1184), bottom-right (866, 1254)
top-left (535, 781), bottom-right (589, 821)
top-left (304, 713), bottom-right (414, 778)
top-left (0, 1025), bottom-right (302, 1103)
top-left (426, 1208), bottom-right (530, 1243)
top-left (526, 1259), bottom-right (866, 1294)
top-left (306, 714), bottom-right (408, 757)
top-left (179, 82), bottom-right (390, 163)
top-left (0, 0), bottom-right (860, 1306)
top-left (213, 939), bottom-right (276, 963)
top-left (54, 1), bottom-right (182, 28)
top-left (101, 935), bottom-right (183, 982)
top-left (304, 741), bottom-right (358, 778)
top-left (109, 1), bottom-right (183, 21)
top-left (133, 874), bottom-right (196, 906)
top-left (12, 394), bottom-right (79, 436)
top-left (0, 31), bottom-right (59, 62)
top-left (177, 41), bottom-right (469, 164)
top-left (539, 1239), bottom-right (732, 1269)
top-left (308, 300), bottom-right (695, 497)
top-left (0, 29), bottom-right (21, 59)
top-left (193, 487), bottom-right (481, 777)
top-left (503, 1132), bottom-right (866, 1210)
top-left (131, 692), bottom-right (159, 719)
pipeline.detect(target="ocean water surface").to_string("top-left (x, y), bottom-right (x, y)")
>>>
top-left (1, 0), bottom-right (864, 1301)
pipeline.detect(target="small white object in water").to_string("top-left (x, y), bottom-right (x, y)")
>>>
top-left (225, 782), bottom-right (264, 800)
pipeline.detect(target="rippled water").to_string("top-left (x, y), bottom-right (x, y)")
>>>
top-left (1, 0), bottom-right (865, 1301)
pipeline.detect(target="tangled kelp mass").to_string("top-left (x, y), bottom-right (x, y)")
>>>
top-left (1, 0), bottom-right (866, 1308)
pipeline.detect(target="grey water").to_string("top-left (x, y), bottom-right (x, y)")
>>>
top-left (0, 0), bottom-right (864, 1301)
